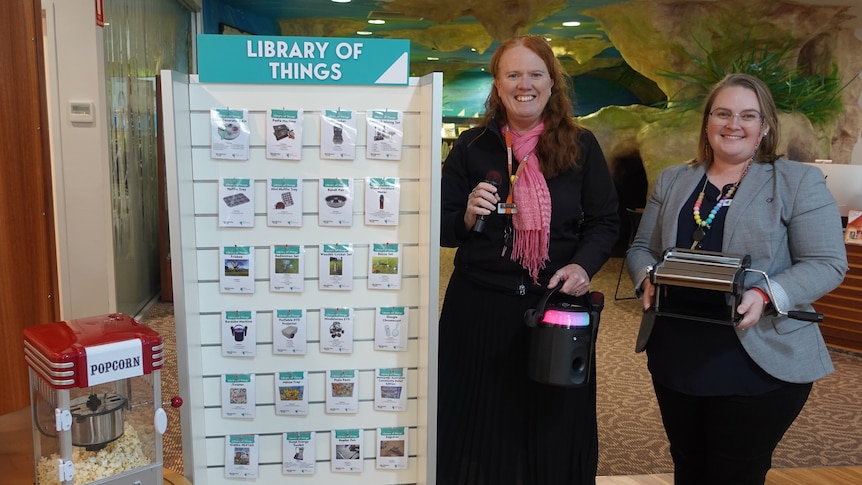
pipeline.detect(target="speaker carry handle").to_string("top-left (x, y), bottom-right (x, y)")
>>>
top-left (524, 282), bottom-right (605, 328)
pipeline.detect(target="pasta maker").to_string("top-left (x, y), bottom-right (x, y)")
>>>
top-left (649, 248), bottom-right (823, 325)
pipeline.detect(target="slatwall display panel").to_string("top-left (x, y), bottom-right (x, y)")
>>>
top-left (195, 246), bottom-right (423, 274)
top-left (194, 218), bottom-right (423, 253)
top-left (197, 341), bottom-right (421, 375)
top-left (162, 71), bottom-right (442, 485)
top-left (204, 433), bottom-right (419, 465)
top-left (201, 400), bottom-right (421, 435)
top-left (199, 372), bottom-right (421, 435)
top-left (193, 248), bottom-right (422, 312)
top-left (194, 246), bottom-right (422, 282)
top-left (195, 280), bottom-right (421, 314)
top-left (196, 308), bottom-right (421, 344)
top-left (201, 369), bottom-right (420, 406)
top-left (192, 179), bottom-right (423, 219)
top-left (204, 434), bottom-right (419, 484)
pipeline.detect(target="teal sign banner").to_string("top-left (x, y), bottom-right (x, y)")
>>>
top-left (198, 34), bottom-right (409, 86)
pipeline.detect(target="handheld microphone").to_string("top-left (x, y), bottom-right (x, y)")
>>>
top-left (472, 170), bottom-right (502, 233)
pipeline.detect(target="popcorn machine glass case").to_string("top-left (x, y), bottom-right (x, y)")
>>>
top-left (23, 313), bottom-right (167, 485)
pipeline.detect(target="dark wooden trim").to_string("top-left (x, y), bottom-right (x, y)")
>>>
top-left (818, 244), bottom-right (862, 353)
top-left (0, 0), bottom-right (60, 414)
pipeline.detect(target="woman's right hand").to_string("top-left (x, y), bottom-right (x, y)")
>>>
top-left (463, 181), bottom-right (500, 230)
top-left (640, 278), bottom-right (655, 311)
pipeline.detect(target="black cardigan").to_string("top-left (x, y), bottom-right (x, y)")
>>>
top-left (440, 122), bottom-right (620, 294)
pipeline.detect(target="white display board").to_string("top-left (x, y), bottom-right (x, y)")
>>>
top-left (160, 71), bottom-right (442, 485)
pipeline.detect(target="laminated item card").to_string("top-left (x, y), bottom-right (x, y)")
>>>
top-left (221, 310), bottom-right (256, 357)
top-left (270, 244), bottom-right (304, 292)
top-left (221, 373), bottom-right (256, 418)
top-left (365, 177), bottom-right (400, 225)
top-left (266, 108), bottom-right (303, 160)
top-left (326, 369), bottom-right (359, 414)
top-left (368, 243), bottom-right (402, 290)
top-left (283, 431), bottom-right (316, 475)
top-left (366, 109), bottom-right (403, 160)
top-left (220, 245), bottom-right (255, 293)
top-left (319, 243), bottom-right (354, 290)
top-left (376, 427), bottom-right (408, 470)
top-left (374, 306), bottom-right (408, 351)
top-left (330, 429), bottom-right (363, 473)
top-left (319, 307), bottom-right (354, 354)
top-left (320, 109), bottom-right (356, 160)
top-left (267, 178), bottom-right (303, 227)
top-left (374, 367), bottom-right (407, 412)
top-left (211, 108), bottom-right (250, 160)
top-left (219, 177), bottom-right (254, 227)
top-left (272, 308), bottom-right (308, 355)
top-left (275, 371), bottom-right (309, 416)
top-left (319, 178), bottom-right (354, 226)
top-left (224, 434), bottom-right (259, 479)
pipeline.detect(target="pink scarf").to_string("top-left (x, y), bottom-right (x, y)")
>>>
top-left (508, 123), bottom-right (551, 284)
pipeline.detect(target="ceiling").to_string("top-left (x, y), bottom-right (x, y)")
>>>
top-left (209, 0), bottom-right (628, 77)
top-left (206, 0), bottom-right (862, 116)
top-left (209, 0), bottom-right (862, 79)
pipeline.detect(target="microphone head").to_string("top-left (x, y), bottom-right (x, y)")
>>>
top-left (485, 170), bottom-right (503, 187)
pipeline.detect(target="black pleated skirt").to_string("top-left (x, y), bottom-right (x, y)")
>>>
top-left (436, 270), bottom-right (598, 485)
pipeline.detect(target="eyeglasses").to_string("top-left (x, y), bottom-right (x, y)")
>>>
top-left (709, 108), bottom-right (763, 125)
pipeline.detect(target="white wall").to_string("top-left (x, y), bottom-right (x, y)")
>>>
top-left (43, 0), bottom-right (116, 318)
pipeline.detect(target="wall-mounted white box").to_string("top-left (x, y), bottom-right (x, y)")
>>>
top-left (68, 100), bottom-right (95, 123)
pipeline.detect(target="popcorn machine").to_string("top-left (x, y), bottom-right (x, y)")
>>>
top-left (23, 313), bottom-right (182, 485)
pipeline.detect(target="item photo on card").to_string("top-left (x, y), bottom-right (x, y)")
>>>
top-left (219, 121), bottom-right (241, 140)
top-left (325, 194), bottom-right (347, 208)
top-left (272, 124), bottom-right (293, 141)
top-left (223, 193), bottom-right (250, 207)
top-left (282, 325), bottom-right (298, 338)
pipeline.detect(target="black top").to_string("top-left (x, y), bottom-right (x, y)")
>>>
top-left (440, 122), bottom-right (620, 294)
top-left (437, 120), bottom-right (617, 484)
top-left (647, 175), bottom-right (784, 395)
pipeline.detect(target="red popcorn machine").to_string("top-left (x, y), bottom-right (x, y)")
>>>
top-left (23, 313), bottom-right (182, 485)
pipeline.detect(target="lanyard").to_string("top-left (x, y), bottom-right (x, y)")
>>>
top-left (504, 127), bottom-right (529, 206)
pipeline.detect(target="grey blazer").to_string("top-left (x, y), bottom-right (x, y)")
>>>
top-left (626, 159), bottom-right (848, 383)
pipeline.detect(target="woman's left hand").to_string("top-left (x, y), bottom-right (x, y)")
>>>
top-left (548, 263), bottom-right (590, 296)
top-left (735, 289), bottom-right (769, 330)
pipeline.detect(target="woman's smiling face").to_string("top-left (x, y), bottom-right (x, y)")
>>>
top-left (494, 44), bottom-right (554, 133)
top-left (706, 85), bottom-right (768, 164)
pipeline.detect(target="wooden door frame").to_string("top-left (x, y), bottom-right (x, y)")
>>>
top-left (0, 0), bottom-right (61, 414)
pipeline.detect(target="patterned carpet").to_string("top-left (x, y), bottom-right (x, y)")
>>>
top-left (140, 253), bottom-right (862, 477)
top-left (591, 257), bottom-right (862, 476)
top-left (139, 301), bottom-right (184, 475)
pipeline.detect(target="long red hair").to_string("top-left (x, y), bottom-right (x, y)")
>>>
top-left (483, 35), bottom-right (584, 177)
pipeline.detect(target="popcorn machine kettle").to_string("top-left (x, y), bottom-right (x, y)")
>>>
top-left (23, 313), bottom-right (182, 485)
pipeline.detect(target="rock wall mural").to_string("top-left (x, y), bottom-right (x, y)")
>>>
top-left (581, 0), bottom-right (862, 184)
top-left (265, 0), bottom-right (862, 177)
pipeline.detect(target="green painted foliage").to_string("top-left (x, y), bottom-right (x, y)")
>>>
top-left (658, 40), bottom-right (847, 125)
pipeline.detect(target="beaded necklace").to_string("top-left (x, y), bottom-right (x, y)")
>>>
top-left (691, 161), bottom-right (751, 249)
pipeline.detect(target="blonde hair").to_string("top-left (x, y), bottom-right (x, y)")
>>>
top-left (695, 73), bottom-right (780, 166)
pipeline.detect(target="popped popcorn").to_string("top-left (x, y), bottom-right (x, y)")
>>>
top-left (36, 424), bottom-right (152, 485)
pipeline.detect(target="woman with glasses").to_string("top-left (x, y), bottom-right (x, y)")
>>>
top-left (626, 73), bottom-right (848, 485)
